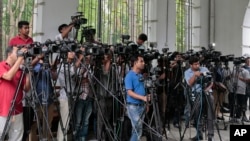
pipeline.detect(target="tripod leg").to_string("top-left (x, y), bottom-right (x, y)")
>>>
top-left (204, 92), bottom-right (223, 141)
top-left (181, 92), bottom-right (202, 141)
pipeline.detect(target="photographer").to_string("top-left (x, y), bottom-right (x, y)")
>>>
top-left (212, 62), bottom-right (229, 120)
top-left (184, 56), bottom-right (214, 141)
top-left (136, 33), bottom-right (147, 51)
top-left (0, 46), bottom-right (30, 141)
top-left (95, 53), bottom-right (113, 140)
top-left (55, 23), bottom-right (75, 40)
top-left (228, 58), bottom-right (250, 122)
top-left (243, 57), bottom-right (250, 121)
top-left (8, 20), bottom-right (43, 141)
top-left (125, 54), bottom-right (151, 141)
top-left (169, 52), bottom-right (186, 128)
top-left (74, 54), bottom-right (94, 141)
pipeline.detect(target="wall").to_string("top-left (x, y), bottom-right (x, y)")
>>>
top-left (33, 0), bottom-right (78, 42)
top-left (214, 0), bottom-right (249, 56)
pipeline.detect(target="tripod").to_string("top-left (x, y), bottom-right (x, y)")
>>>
top-left (172, 61), bottom-right (186, 139)
top-left (144, 78), bottom-right (163, 141)
top-left (228, 63), bottom-right (247, 124)
top-left (180, 78), bottom-right (222, 141)
top-left (110, 54), bottom-right (128, 141)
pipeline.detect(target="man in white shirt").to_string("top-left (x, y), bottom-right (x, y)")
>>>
top-left (55, 23), bottom-right (75, 40)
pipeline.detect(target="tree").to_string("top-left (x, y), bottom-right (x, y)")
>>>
top-left (1, 0), bottom-right (34, 58)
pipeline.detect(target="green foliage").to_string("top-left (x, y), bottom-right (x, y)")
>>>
top-left (176, 0), bottom-right (186, 52)
top-left (78, 0), bottom-right (144, 44)
top-left (1, 0), bottom-right (34, 48)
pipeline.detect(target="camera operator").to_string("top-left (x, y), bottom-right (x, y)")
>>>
top-left (0, 46), bottom-right (30, 141)
top-left (55, 23), bottom-right (75, 40)
top-left (135, 33), bottom-right (148, 51)
top-left (168, 52), bottom-right (186, 128)
top-left (125, 54), bottom-right (151, 141)
top-left (228, 58), bottom-right (250, 122)
top-left (95, 52), bottom-right (114, 140)
top-left (184, 56), bottom-right (214, 141)
top-left (212, 62), bottom-right (229, 120)
top-left (74, 54), bottom-right (94, 141)
top-left (8, 21), bottom-right (44, 141)
top-left (243, 57), bottom-right (250, 121)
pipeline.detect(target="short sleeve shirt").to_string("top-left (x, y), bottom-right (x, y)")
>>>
top-left (125, 70), bottom-right (146, 104)
top-left (184, 67), bottom-right (210, 93)
top-left (0, 61), bottom-right (25, 116)
top-left (9, 35), bottom-right (33, 46)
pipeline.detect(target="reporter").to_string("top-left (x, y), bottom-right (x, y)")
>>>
top-left (125, 54), bottom-right (151, 141)
top-left (184, 56), bottom-right (214, 141)
top-left (0, 47), bottom-right (30, 141)
top-left (55, 23), bottom-right (75, 40)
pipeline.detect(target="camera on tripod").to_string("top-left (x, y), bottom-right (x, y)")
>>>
top-left (197, 71), bottom-right (213, 87)
top-left (59, 39), bottom-right (81, 53)
top-left (71, 12), bottom-right (87, 29)
top-left (83, 43), bottom-right (110, 56)
top-left (17, 42), bottom-right (43, 57)
top-left (220, 54), bottom-right (234, 62)
top-left (198, 47), bottom-right (222, 62)
top-left (182, 49), bottom-right (199, 60)
top-left (142, 48), bottom-right (160, 62)
top-left (233, 56), bottom-right (245, 65)
top-left (42, 39), bottom-right (61, 53)
top-left (82, 26), bottom-right (96, 37)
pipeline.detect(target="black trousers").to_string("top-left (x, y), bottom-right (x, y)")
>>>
top-left (22, 107), bottom-right (34, 141)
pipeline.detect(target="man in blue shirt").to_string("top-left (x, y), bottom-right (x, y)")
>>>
top-left (184, 56), bottom-right (214, 141)
top-left (125, 54), bottom-right (151, 141)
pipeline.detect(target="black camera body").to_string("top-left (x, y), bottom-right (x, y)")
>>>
top-left (233, 57), bottom-right (245, 65)
top-left (71, 12), bottom-right (87, 29)
top-left (83, 43), bottom-right (110, 56)
top-left (220, 54), bottom-right (234, 62)
top-left (197, 71), bottom-right (213, 88)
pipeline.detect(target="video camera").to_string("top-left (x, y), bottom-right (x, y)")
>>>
top-left (17, 42), bottom-right (43, 57)
top-left (196, 71), bottom-right (213, 88)
top-left (181, 49), bottom-right (199, 60)
top-left (71, 12), bottom-right (87, 29)
top-left (233, 57), bottom-right (245, 65)
top-left (143, 48), bottom-right (160, 62)
top-left (83, 43), bottom-right (110, 56)
top-left (220, 54), bottom-right (234, 62)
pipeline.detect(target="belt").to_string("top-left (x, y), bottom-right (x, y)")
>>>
top-left (127, 102), bottom-right (144, 106)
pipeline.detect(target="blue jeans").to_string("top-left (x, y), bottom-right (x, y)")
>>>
top-left (126, 104), bottom-right (145, 141)
top-left (74, 98), bottom-right (93, 141)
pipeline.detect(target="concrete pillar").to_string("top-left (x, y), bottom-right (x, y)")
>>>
top-left (33, 0), bottom-right (78, 42)
top-left (144, 0), bottom-right (175, 52)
